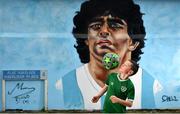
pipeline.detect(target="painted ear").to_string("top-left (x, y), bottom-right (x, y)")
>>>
top-left (85, 40), bottom-right (89, 45)
top-left (128, 41), bottom-right (140, 51)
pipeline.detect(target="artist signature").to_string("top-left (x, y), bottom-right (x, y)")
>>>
top-left (8, 83), bottom-right (35, 103)
top-left (162, 95), bottom-right (178, 102)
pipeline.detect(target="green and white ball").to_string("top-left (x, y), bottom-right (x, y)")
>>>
top-left (102, 53), bottom-right (120, 70)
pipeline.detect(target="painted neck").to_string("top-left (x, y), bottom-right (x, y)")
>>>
top-left (88, 58), bottom-right (108, 87)
top-left (120, 51), bottom-right (131, 65)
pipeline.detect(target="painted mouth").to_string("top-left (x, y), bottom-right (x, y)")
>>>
top-left (97, 40), bottom-right (112, 46)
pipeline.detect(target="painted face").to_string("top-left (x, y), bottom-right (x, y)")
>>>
top-left (87, 15), bottom-right (132, 62)
top-left (119, 60), bottom-right (133, 75)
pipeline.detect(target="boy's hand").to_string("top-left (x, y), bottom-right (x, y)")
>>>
top-left (92, 95), bottom-right (100, 103)
top-left (110, 95), bottom-right (119, 103)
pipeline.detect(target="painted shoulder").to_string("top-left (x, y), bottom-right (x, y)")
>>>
top-left (62, 69), bottom-right (84, 109)
top-left (142, 69), bottom-right (156, 108)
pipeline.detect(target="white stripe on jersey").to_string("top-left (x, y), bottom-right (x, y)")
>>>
top-left (76, 64), bottom-right (102, 109)
top-left (128, 67), bottom-right (142, 109)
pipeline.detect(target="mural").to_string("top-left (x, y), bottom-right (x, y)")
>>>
top-left (0, 0), bottom-right (180, 111)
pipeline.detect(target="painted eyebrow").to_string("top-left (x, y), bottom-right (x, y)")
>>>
top-left (89, 18), bottom-right (104, 24)
top-left (107, 18), bottom-right (124, 25)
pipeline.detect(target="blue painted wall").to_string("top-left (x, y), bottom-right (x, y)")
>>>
top-left (0, 0), bottom-right (180, 111)
top-left (138, 0), bottom-right (180, 108)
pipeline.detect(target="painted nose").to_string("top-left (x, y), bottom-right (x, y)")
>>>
top-left (99, 32), bottom-right (110, 38)
top-left (99, 25), bottom-right (110, 38)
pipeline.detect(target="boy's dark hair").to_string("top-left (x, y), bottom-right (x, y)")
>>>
top-left (73, 0), bottom-right (146, 63)
top-left (129, 60), bottom-right (139, 76)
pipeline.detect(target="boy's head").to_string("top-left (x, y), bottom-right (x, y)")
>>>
top-left (119, 60), bottom-right (139, 76)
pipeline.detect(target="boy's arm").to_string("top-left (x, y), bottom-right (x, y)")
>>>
top-left (97, 84), bottom-right (108, 97)
top-left (110, 95), bottom-right (133, 107)
top-left (92, 84), bottom-right (108, 103)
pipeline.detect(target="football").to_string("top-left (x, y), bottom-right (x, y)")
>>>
top-left (102, 53), bottom-right (120, 70)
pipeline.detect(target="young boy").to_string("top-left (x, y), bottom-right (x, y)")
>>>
top-left (92, 60), bottom-right (139, 113)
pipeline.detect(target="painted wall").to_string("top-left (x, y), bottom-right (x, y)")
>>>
top-left (0, 0), bottom-right (180, 111)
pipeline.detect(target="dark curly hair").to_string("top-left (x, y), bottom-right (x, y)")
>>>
top-left (72, 0), bottom-right (146, 63)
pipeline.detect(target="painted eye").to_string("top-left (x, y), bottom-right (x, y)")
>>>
top-left (109, 22), bottom-right (122, 29)
top-left (89, 23), bottom-right (101, 30)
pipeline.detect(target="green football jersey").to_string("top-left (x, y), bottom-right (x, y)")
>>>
top-left (103, 73), bottom-right (135, 113)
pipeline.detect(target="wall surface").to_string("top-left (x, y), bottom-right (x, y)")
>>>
top-left (0, 0), bottom-right (180, 111)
